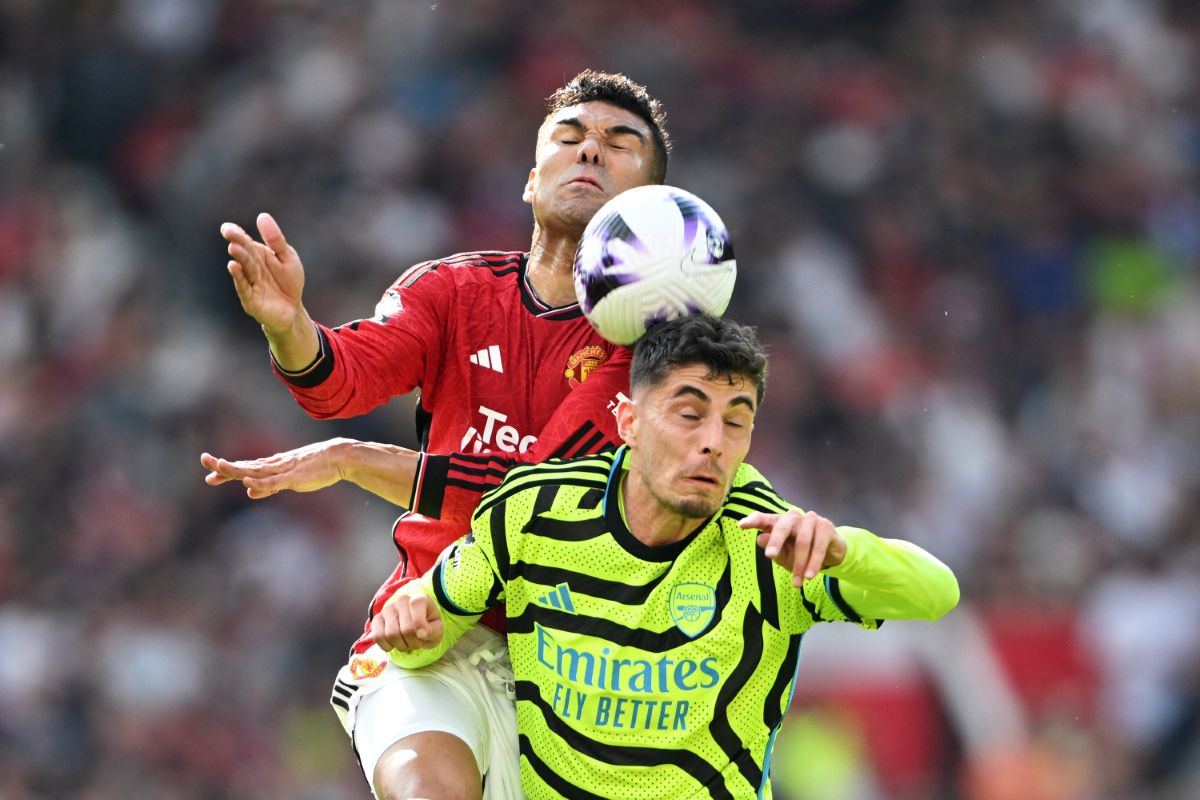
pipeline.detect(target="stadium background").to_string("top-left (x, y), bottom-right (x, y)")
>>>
top-left (2, 0), bottom-right (1199, 797)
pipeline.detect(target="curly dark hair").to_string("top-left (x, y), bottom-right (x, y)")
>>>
top-left (546, 69), bottom-right (671, 183)
top-left (631, 315), bottom-right (767, 407)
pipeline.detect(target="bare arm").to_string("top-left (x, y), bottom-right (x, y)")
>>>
top-left (201, 438), bottom-right (419, 506)
top-left (205, 348), bottom-right (632, 509)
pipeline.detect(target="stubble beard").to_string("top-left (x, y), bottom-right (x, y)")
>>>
top-left (670, 496), bottom-right (719, 521)
top-left (636, 469), bottom-right (720, 527)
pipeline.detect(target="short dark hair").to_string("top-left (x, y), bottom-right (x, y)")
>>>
top-left (631, 315), bottom-right (767, 407)
top-left (546, 70), bottom-right (671, 184)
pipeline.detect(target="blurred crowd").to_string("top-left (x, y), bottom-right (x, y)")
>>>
top-left (2, 0), bottom-right (1198, 797)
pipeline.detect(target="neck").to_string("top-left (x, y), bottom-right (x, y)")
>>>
top-left (525, 223), bottom-right (582, 307)
top-left (619, 470), bottom-right (705, 548)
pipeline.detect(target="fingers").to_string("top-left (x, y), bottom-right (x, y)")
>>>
top-left (738, 512), bottom-right (771, 532)
top-left (763, 515), bottom-right (794, 562)
top-left (242, 470), bottom-right (299, 499)
top-left (256, 212), bottom-right (290, 259)
top-left (747, 509), bottom-right (836, 586)
top-left (201, 452), bottom-right (273, 481)
top-left (222, 221), bottom-right (279, 285)
top-left (406, 593), bottom-right (443, 642)
top-left (200, 452), bottom-right (292, 497)
top-left (371, 594), bottom-right (442, 652)
top-left (227, 259), bottom-right (252, 298)
top-left (370, 607), bottom-right (397, 650)
top-left (739, 511), bottom-right (786, 558)
top-left (200, 452), bottom-right (235, 485)
top-left (225, 231), bottom-right (264, 289)
top-left (801, 517), bottom-right (835, 582)
top-left (219, 221), bottom-right (249, 246)
top-left (786, 511), bottom-right (834, 585)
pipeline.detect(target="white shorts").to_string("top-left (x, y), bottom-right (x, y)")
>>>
top-left (330, 627), bottom-right (521, 799)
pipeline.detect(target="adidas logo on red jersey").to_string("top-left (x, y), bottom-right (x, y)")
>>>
top-left (469, 345), bottom-right (504, 373)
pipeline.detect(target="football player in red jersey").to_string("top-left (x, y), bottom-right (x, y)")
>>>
top-left (206, 71), bottom-right (670, 799)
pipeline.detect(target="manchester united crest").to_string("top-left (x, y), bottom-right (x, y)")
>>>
top-left (349, 656), bottom-right (386, 680)
top-left (564, 344), bottom-right (609, 389)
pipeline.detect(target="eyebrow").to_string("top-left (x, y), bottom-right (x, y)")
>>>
top-left (671, 384), bottom-right (756, 412)
top-left (553, 117), bottom-right (647, 142)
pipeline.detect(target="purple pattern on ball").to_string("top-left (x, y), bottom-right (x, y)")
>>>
top-left (576, 210), bottom-right (646, 313)
top-left (669, 192), bottom-right (734, 263)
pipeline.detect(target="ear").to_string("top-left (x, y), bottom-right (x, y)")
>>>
top-left (522, 167), bottom-right (537, 205)
top-left (615, 396), bottom-right (637, 446)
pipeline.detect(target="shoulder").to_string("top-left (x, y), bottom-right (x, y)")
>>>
top-left (506, 451), bottom-right (615, 484)
top-left (387, 251), bottom-right (527, 291)
top-left (723, 461), bottom-right (793, 517)
top-left (474, 452), bottom-right (616, 517)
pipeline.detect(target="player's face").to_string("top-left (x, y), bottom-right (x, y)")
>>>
top-left (524, 101), bottom-right (657, 235)
top-left (619, 365), bottom-right (757, 525)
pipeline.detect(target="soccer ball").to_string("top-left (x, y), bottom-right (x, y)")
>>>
top-left (573, 185), bottom-right (737, 345)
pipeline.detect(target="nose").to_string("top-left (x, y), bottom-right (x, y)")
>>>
top-left (576, 135), bottom-right (603, 165)
top-left (698, 417), bottom-right (724, 458)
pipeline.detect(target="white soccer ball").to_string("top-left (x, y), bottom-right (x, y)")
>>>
top-left (573, 185), bottom-right (737, 345)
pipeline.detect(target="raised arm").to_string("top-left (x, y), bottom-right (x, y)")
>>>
top-left (223, 216), bottom-right (456, 421)
top-left (221, 213), bottom-right (320, 370)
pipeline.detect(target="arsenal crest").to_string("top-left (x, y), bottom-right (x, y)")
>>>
top-left (669, 582), bottom-right (716, 638)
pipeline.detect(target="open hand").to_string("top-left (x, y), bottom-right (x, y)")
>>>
top-left (220, 212), bottom-right (306, 334)
top-left (200, 439), bottom-right (350, 499)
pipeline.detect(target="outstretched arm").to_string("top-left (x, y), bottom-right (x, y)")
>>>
top-left (740, 509), bottom-right (959, 621)
top-left (822, 526), bottom-right (960, 621)
top-left (201, 439), bottom-right (419, 505)
top-left (202, 347), bottom-right (631, 509)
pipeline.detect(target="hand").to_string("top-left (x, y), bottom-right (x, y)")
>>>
top-left (220, 212), bottom-right (306, 335)
top-left (372, 592), bottom-right (445, 652)
top-left (200, 439), bottom-right (351, 499)
top-left (740, 509), bottom-right (847, 587)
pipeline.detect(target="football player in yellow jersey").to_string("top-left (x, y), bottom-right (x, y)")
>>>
top-left (382, 314), bottom-right (959, 800)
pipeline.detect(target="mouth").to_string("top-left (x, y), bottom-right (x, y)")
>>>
top-left (567, 175), bottom-right (603, 191)
top-left (683, 474), bottom-right (720, 487)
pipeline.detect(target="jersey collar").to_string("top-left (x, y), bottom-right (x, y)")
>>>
top-left (602, 446), bottom-right (713, 562)
top-left (518, 254), bottom-right (585, 319)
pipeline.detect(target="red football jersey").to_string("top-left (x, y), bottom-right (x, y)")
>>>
top-left (272, 251), bottom-right (629, 653)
